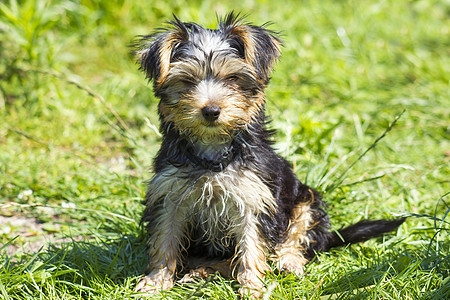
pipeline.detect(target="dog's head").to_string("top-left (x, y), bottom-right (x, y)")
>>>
top-left (134, 13), bottom-right (282, 144)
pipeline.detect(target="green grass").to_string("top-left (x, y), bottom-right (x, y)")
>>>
top-left (1, 0), bottom-right (449, 299)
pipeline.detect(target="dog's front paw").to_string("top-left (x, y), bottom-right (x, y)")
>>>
top-left (237, 271), bottom-right (266, 298)
top-left (238, 285), bottom-right (265, 299)
top-left (277, 253), bottom-right (306, 276)
top-left (135, 268), bottom-right (174, 294)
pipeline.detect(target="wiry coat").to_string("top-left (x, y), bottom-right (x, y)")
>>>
top-left (133, 13), bottom-right (405, 297)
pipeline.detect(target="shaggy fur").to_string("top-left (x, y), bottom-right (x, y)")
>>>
top-left (132, 13), bottom-right (405, 297)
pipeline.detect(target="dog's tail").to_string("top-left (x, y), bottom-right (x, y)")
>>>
top-left (324, 218), bottom-right (406, 251)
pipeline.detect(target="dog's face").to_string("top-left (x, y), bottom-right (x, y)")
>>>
top-left (135, 14), bottom-right (281, 144)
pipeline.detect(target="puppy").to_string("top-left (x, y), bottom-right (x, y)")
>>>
top-left (133, 13), bottom-right (404, 297)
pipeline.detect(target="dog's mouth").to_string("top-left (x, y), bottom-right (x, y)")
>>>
top-left (199, 114), bottom-right (224, 128)
top-left (202, 121), bottom-right (220, 128)
top-left (183, 122), bottom-right (235, 145)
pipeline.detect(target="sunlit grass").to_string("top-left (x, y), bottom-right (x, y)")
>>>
top-left (1, 0), bottom-right (449, 299)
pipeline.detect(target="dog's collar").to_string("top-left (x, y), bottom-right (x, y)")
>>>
top-left (185, 144), bottom-right (236, 172)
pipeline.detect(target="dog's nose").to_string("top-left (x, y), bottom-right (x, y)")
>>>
top-left (201, 105), bottom-right (221, 122)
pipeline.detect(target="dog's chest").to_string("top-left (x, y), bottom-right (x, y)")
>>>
top-left (148, 164), bottom-right (275, 245)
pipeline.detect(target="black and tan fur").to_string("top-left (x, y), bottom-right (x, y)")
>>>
top-left (133, 13), bottom-right (405, 297)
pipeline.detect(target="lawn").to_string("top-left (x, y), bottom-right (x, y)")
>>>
top-left (0, 0), bottom-right (449, 299)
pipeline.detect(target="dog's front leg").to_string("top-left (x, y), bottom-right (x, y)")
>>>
top-left (234, 213), bottom-right (269, 298)
top-left (135, 203), bottom-right (185, 294)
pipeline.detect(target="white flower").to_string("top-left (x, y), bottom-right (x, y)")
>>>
top-left (17, 189), bottom-right (33, 200)
top-left (61, 201), bottom-right (76, 209)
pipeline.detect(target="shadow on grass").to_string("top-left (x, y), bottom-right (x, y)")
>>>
top-left (44, 234), bottom-right (148, 281)
top-left (0, 232), bottom-right (150, 298)
top-left (1, 231), bottom-right (448, 299)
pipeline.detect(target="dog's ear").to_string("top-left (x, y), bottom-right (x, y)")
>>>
top-left (221, 12), bottom-right (282, 84)
top-left (133, 16), bottom-right (189, 86)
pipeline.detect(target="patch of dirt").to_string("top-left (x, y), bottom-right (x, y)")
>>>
top-left (0, 215), bottom-right (83, 256)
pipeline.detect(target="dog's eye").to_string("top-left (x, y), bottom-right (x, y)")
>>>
top-left (180, 78), bottom-right (196, 86)
top-left (225, 75), bottom-right (239, 82)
